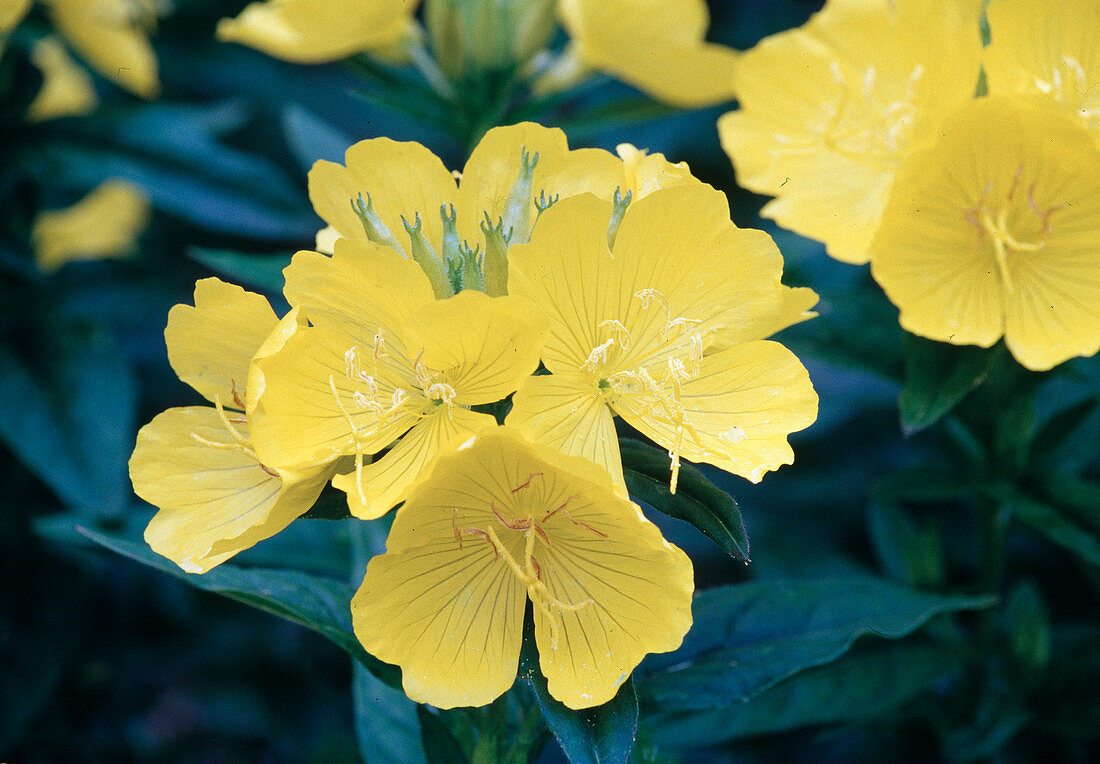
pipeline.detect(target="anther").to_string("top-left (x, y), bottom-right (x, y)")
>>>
top-left (511, 472), bottom-right (543, 493)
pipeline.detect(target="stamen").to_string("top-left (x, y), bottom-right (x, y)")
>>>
top-left (597, 319), bottom-right (632, 350)
top-left (511, 472), bottom-right (543, 493)
top-left (580, 338), bottom-right (615, 373)
top-left (230, 379), bottom-right (245, 409)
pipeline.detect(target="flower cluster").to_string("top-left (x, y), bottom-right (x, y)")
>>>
top-left (130, 122), bottom-right (817, 709)
top-left (720, 0), bottom-right (1100, 371)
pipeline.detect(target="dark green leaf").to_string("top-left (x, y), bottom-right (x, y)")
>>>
top-left (280, 104), bottom-right (354, 174)
top-left (639, 575), bottom-right (993, 711)
top-left (898, 333), bottom-right (998, 434)
top-left (648, 641), bottom-right (961, 747)
top-left (77, 524), bottom-right (402, 688)
top-left (188, 247), bottom-right (291, 295)
top-left (620, 438), bottom-right (749, 561)
top-left (519, 612), bottom-right (638, 764)
top-left (552, 98), bottom-right (680, 143)
top-left (21, 102), bottom-right (319, 240)
top-left (1003, 580), bottom-right (1050, 683)
top-left (418, 706), bottom-right (469, 764)
top-left (867, 502), bottom-right (945, 588)
top-left (0, 337), bottom-right (135, 514)
top-left (873, 464), bottom-right (980, 503)
top-left (353, 662), bottom-right (425, 764)
top-left (1003, 490), bottom-right (1100, 566)
top-left (1028, 396), bottom-right (1099, 470)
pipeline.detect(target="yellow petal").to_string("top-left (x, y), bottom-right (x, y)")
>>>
top-left (506, 373), bottom-right (625, 492)
top-left (616, 143), bottom-right (703, 200)
top-left (872, 98), bottom-right (1100, 370)
top-left (719, 0), bottom-right (982, 263)
top-left (405, 290), bottom-right (547, 406)
top-left (32, 179), bottom-right (150, 273)
top-left (249, 322), bottom-right (421, 469)
top-left (48, 0), bottom-right (160, 98)
top-left (308, 137), bottom-right (458, 251)
top-left (165, 277), bottom-right (279, 407)
top-left (353, 426), bottom-right (693, 709)
top-left (1, 0), bottom-right (31, 31)
top-left (560, 0), bottom-right (737, 107)
top-left (131, 407), bottom-right (329, 573)
top-left (333, 405), bottom-right (495, 519)
top-left (985, 0), bottom-right (1100, 142)
top-left (245, 306), bottom-right (305, 414)
top-left (456, 122), bottom-right (623, 247)
top-left (217, 0), bottom-right (418, 63)
top-left (711, 284), bottom-right (820, 351)
top-left (27, 35), bottom-right (98, 121)
top-left (509, 187), bottom-right (785, 374)
top-left (282, 239), bottom-right (435, 346)
top-left (613, 340), bottom-right (818, 484)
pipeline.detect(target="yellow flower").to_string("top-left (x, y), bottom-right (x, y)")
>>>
top-left (308, 122), bottom-right (696, 296)
top-left (556, 0), bottom-right (738, 108)
top-left (1, 0), bottom-right (31, 53)
top-left (248, 238), bottom-right (547, 518)
top-left (130, 278), bottom-right (332, 573)
top-left (43, 0), bottom-right (161, 98)
top-left (506, 185), bottom-right (818, 492)
top-left (984, 0), bottom-right (1100, 144)
top-left (718, 0), bottom-right (983, 264)
top-left (32, 179), bottom-right (150, 273)
top-left (352, 426), bottom-right (693, 710)
top-left (217, 0), bottom-right (419, 64)
top-left (27, 34), bottom-right (98, 121)
top-left (869, 98), bottom-right (1100, 372)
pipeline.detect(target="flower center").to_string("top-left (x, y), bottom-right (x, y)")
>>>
top-left (963, 166), bottom-right (1064, 294)
top-left (451, 474), bottom-right (605, 649)
top-left (584, 288), bottom-right (722, 493)
top-left (819, 62), bottom-right (923, 169)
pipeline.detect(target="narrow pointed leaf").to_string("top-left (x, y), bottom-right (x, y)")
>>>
top-left (639, 575), bottom-right (994, 710)
top-left (899, 333), bottom-right (999, 434)
top-left (620, 438), bottom-right (749, 561)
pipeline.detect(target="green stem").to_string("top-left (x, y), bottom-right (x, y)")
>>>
top-left (977, 497), bottom-right (1009, 646)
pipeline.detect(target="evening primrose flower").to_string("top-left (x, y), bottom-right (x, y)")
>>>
top-left (130, 278), bottom-right (332, 573)
top-left (32, 179), bottom-right (150, 273)
top-left (507, 185), bottom-right (818, 492)
top-left (718, 0), bottom-right (983, 264)
top-left (869, 98), bottom-right (1100, 372)
top-left (984, 0), bottom-right (1100, 143)
top-left (249, 237), bottom-right (547, 518)
top-left (217, 0), bottom-right (419, 64)
top-left (308, 121), bottom-right (678, 296)
top-left (555, 0), bottom-right (738, 108)
top-left (352, 426), bottom-right (693, 709)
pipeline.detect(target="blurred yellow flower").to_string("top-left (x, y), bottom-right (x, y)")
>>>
top-left (507, 185), bottom-right (818, 492)
top-left (984, 0), bottom-right (1100, 144)
top-left (217, 0), bottom-right (419, 64)
top-left (27, 34), bottom-right (98, 121)
top-left (718, 0), bottom-right (983, 264)
top-left (44, 0), bottom-right (162, 98)
top-left (130, 279), bottom-right (332, 573)
top-left (869, 98), bottom-right (1100, 372)
top-left (249, 238), bottom-right (546, 518)
top-left (557, 0), bottom-right (738, 107)
top-left (32, 179), bottom-right (150, 273)
top-left (352, 426), bottom-right (693, 709)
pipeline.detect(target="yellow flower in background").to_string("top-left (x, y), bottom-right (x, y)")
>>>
top-left (217, 0), bottom-right (419, 64)
top-left (130, 279), bottom-right (333, 573)
top-left (352, 426), bottom-right (693, 710)
top-left (27, 35), bottom-right (98, 121)
top-left (984, 0), bottom-right (1100, 144)
top-left (869, 98), bottom-right (1100, 372)
top-left (556, 0), bottom-right (738, 108)
top-left (43, 0), bottom-right (162, 98)
top-left (1, 0), bottom-right (30, 52)
top-left (249, 238), bottom-right (546, 519)
top-left (507, 185), bottom-right (818, 492)
top-left (718, 0), bottom-right (983, 264)
top-left (32, 179), bottom-right (150, 273)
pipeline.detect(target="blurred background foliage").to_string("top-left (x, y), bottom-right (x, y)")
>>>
top-left (2, 0), bottom-right (1099, 761)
